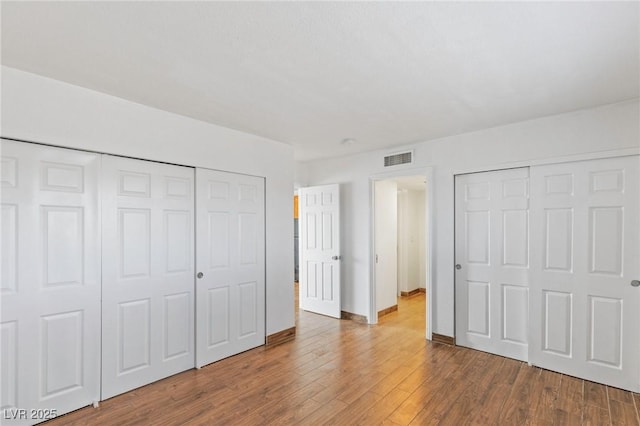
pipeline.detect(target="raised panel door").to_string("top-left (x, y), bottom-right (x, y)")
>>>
top-left (530, 156), bottom-right (639, 392)
top-left (101, 155), bottom-right (195, 399)
top-left (195, 169), bottom-right (265, 367)
top-left (0, 139), bottom-right (100, 424)
top-left (299, 184), bottom-right (341, 318)
top-left (455, 168), bottom-right (530, 361)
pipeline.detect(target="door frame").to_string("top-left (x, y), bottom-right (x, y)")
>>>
top-left (369, 167), bottom-right (434, 341)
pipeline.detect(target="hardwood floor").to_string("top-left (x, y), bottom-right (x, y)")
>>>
top-left (48, 288), bottom-right (639, 425)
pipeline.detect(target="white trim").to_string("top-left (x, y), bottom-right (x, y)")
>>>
top-left (425, 169), bottom-right (434, 341)
top-left (369, 167), bottom-right (434, 341)
top-left (453, 147), bottom-right (639, 176)
top-left (369, 181), bottom-right (377, 325)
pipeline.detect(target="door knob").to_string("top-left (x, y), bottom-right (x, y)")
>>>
top-left (455, 264), bottom-right (462, 270)
top-left (332, 255), bottom-right (342, 261)
top-left (197, 272), bottom-right (204, 279)
top-left (632, 280), bottom-right (640, 287)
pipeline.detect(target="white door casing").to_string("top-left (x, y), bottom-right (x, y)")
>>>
top-left (298, 184), bottom-right (341, 318)
top-left (195, 169), bottom-right (265, 367)
top-left (455, 168), bottom-right (530, 362)
top-left (1, 140), bottom-right (101, 423)
top-left (101, 155), bottom-right (195, 400)
top-left (374, 180), bottom-right (398, 313)
top-left (530, 156), bottom-right (640, 392)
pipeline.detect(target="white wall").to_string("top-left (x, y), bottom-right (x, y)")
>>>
top-left (398, 188), bottom-right (424, 293)
top-left (1, 66), bottom-right (295, 336)
top-left (296, 99), bottom-right (640, 336)
top-left (417, 190), bottom-right (426, 290)
top-left (397, 189), bottom-right (408, 294)
top-left (407, 189), bottom-right (424, 292)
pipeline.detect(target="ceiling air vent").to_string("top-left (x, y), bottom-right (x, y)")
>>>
top-left (384, 151), bottom-right (413, 167)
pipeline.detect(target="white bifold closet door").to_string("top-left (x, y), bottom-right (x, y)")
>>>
top-left (101, 155), bottom-right (195, 399)
top-left (195, 169), bottom-right (265, 368)
top-left (529, 156), bottom-right (639, 392)
top-left (455, 167), bottom-right (530, 362)
top-left (1, 140), bottom-right (101, 423)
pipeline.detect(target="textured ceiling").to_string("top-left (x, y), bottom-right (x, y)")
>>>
top-left (2, 2), bottom-right (638, 161)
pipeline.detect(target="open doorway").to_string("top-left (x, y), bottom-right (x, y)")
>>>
top-left (372, 174), bottom-right (429, 332)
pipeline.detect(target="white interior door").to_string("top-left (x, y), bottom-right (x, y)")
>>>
top-left (374, 180), bottom-right (398, 313)
top-left (455, 168), bottom-right (530, 361)
top-left (1, 140), bottom-right (101, 423)
top-left (298, 184), bottom-right (341, 318)
top-left (530, 156), bottom-right (640, 392)
top-left (101, 155), bottom-right (195, 399)
top-left (195, 169), bottom-right (265, 367)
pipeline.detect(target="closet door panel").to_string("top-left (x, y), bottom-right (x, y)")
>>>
top-left (101, 156), bottom-right (195, 400)
top-left (455, 167), bottom-right (530, 362)
top-left (195, 168), bottom-right (265, 367)
top-left (530, 156), bottom-right (640, 392)
top-left (1, 139), bottom-right (100, 424)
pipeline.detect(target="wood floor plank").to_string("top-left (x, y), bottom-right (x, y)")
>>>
top-left (437, 352), bottom-right (502, 424)
top-left (582, 403), bottom-right (611, 425)
top-left (609, 399), bottom-right (639, 426)
top-left (528, 368), bottom-right (562, 424)
top-left (354, 389), bottom-right (411, 425)
top-left (408, 350), bottom-right (484, 424)
top-left (256, 381), bottom-right (325, 419)
top-left (43, 287), bottom-right (639, 426)
top-left (370, 365), bottom-right (414, 397)
top-left (386, 389), bottom-right (429, 425)
top-left (609, 387), bottom-right (636, 405)
top-left (266, 397), bottom-right (323, 425)
top-left (497, 363), bottom-right (539, 425)
top-left (554, 374), bottom-right (585, 422)
top-left (585, 380), bottom-right (610, 409)
top-left (325, 390), bottom-right (386, 426)
top-left (299, 398), bottom-right (348, 425)
top-left (463, 357), bottom-right (520, 425)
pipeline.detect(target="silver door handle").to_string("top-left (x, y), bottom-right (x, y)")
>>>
top-left (197, 272), bottom-right (204, 279)
top-left (455, 264), bottom-right (462, 270)
top-left (632, 280), bottom-right (640, 287)
top-left (332, 255), bottom-right (342, 261)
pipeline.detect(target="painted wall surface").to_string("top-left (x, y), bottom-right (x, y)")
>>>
top-left (397, 190), bottom-right (409, 294)
top-left (374, 179), bottom-right (398, 312)
top-left (398, 188), bottom-right (425, 293)
top-left (417, 190), bottom-right (426, 291)
top-left (1, 66), bottom-right (295, 336)
top-left (297, 99), bottom-right (640, 336)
